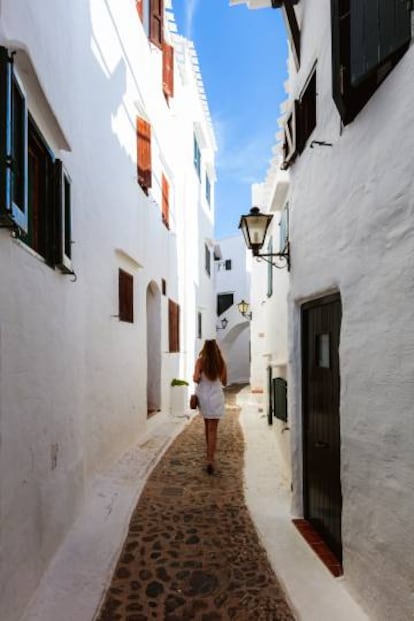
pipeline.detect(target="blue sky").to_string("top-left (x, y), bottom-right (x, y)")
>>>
top-left (172, 1), bottom-right (288, 239)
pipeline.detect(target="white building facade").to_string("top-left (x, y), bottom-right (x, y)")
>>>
top-left (233, 1), bottom-right (414, 619)
top-left (215, 234), bottom-right (250, 385)
top-left (0, 2), bottom-right (216, 620)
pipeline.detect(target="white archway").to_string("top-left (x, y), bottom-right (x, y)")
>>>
top-left (220, 321), bottom-right (250, 385)
top-left (146, 281), bottom-right (161, 416)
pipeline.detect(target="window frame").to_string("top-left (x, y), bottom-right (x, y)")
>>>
top-left (0, 46), bottom-right (73, 273)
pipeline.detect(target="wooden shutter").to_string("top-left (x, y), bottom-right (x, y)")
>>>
top-left (351, 0), bottom-right (411, 85)
top-left (168, 299), bottom-right (179, 352)
top-left (378, 0), bottom-right (412, 63)
top-left (161, 173), bottom-right (169, 228)
top-left (162, 43), bottom-right (174, 99)
top-left (282, 1), bottom-right (301, 69)
top-left (119, 269), bottom-right (134, 323)
top-left (0, 46), bottom-right (10, 225)
top-left (136, 0), bottom-right (143, 21)
top-left (136, 117), bottom-right (152, 193)
top-left (150, 0), bottom-right (163, 48)
top-left (53, 160), bottom-right (72, 273)
top-left (350, 0), bottom-right (381, 85)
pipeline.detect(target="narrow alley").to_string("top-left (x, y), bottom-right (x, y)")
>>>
top-left (96, 386), bottom-right (295, 621)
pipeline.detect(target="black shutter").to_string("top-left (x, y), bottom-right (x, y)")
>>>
top-left (273, 377), bottom-right (288, 422)
top-left (350, 0), bottom-right (380, 85)
top-left (379, 0), bottom-right (412, 63)
top-left (0, 47), bottom-right (9, 224)
top-left (52, 158), bottom-right (63, 267)
top-left (351, 0), bottom-right (412, 85)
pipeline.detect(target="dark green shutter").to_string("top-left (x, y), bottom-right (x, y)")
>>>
top-left (0, 47), bottom-right (10, 223)
top-left (273, 377), bottom-right (288, 422)
top-left (53, 158), bottom-right (63, 266)
top-left (267, 237), bottom-right (273, 297)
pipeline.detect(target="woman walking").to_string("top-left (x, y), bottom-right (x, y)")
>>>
top-left (193, 339), bottom-right (227, 474)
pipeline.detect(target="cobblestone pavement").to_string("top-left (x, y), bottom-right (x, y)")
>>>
top-left (97, 386), bottom-right (295, 621)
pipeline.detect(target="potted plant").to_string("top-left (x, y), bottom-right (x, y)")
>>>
top-left (170, 378), bottom-right (189, 415)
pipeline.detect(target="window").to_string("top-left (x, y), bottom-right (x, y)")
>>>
top-left (267, 237), bottom-right (273, 298)
top-left (205, 174), bottom-right (211, 206)
top-left (281, 101), bottom-right (299, 169)
top-left (0, 48), bottom-right (72, 271)
top-left (136, 116), bottom-right (152, 194)
top-left (281, 67), bottom-right (316, 168)
top-left (217, 292), bottom-right (234, 316)
top-left (168, 299), bottom-right (180, 352)
top-left (162, 43), bottom-right (174, 100)
top-left (137, 0), bottom-right (164, 48)
top-left (331, 0), bottom-right (412, 125)
top-left (205, 243), bottom-right (211, 276)
top-left (297, 68), bottom-right (316, 154)
top-left (197, 311), bottom-right (202, 339)
top-left (119, 269), bottom-right (134, 323)
top-left (216, 259), bottom-right (232, 271)
top-left (282, 2), bottom-right (301, 69)
top-left (161, 173), bottom-right (169, 229)
top-left (193, 134), bottom-right (201, 179)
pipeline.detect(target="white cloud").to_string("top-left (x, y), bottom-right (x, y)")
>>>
top-left (185, 0), bottom-right (200, 39)
top-left (216, 126), bottom-right (271, 184)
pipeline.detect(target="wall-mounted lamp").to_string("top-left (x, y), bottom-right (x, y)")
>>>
top-left (237, 299), bottom-right (252, 320)
top-left (239, 207), bottom-right (290, 270)
top-left (216, 317), bottom-right (228, 330)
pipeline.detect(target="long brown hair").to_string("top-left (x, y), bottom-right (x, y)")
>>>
top-left (199, 339), bottom-right (225, 381)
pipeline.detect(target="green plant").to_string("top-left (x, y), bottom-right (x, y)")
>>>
top-left (170, 378), bottom-right (189, 387)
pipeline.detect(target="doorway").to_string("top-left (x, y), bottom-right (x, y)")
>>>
top-left (146, 281), bottom-right (161, 417)
top-left (302, 293), bottom-right (342, 561)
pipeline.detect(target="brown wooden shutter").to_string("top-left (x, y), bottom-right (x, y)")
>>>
top-left (162, 43), bottom-right (174, 99)
top-left (161, 173), bottom-right (169, 229)
top-left (136, 117), bottom-right (152, 193)
top-left (136, 0), bottom-right (143, 21)
top-left (168, 299), bottom-right (179, 352)
top-left (150, 0), bottom-right (163, 48)
top-left (119, 269), bottom-right (134, 323)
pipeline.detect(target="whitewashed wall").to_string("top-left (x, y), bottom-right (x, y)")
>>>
top-left (0, 2), bottom-right (216, 620)
top-left (286, 2), bottom-right (414, 620)
top-left (215, 234), bottom-right (250, 384)
top-left (249, 177), bottom-right (291, 480)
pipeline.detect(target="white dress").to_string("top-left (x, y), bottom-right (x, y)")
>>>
top-left (196, 372), bottom-right (225, 420)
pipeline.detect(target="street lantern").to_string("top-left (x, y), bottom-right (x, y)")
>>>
top-left (237, 299), bottom-right (252, 320)
top-left (238, 206), bottom-right (290, 270)
top-left (239, 207), bottom-right (273, 256)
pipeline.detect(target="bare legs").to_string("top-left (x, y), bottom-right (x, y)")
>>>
top-left (204, 418), bottom-right (219, 473)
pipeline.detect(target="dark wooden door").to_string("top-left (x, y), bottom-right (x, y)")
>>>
top-left (302, 294), bottom-right (342, 561)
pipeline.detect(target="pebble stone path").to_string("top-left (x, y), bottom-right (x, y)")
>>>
top-left (97, 386), bottom-right (295, 621)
